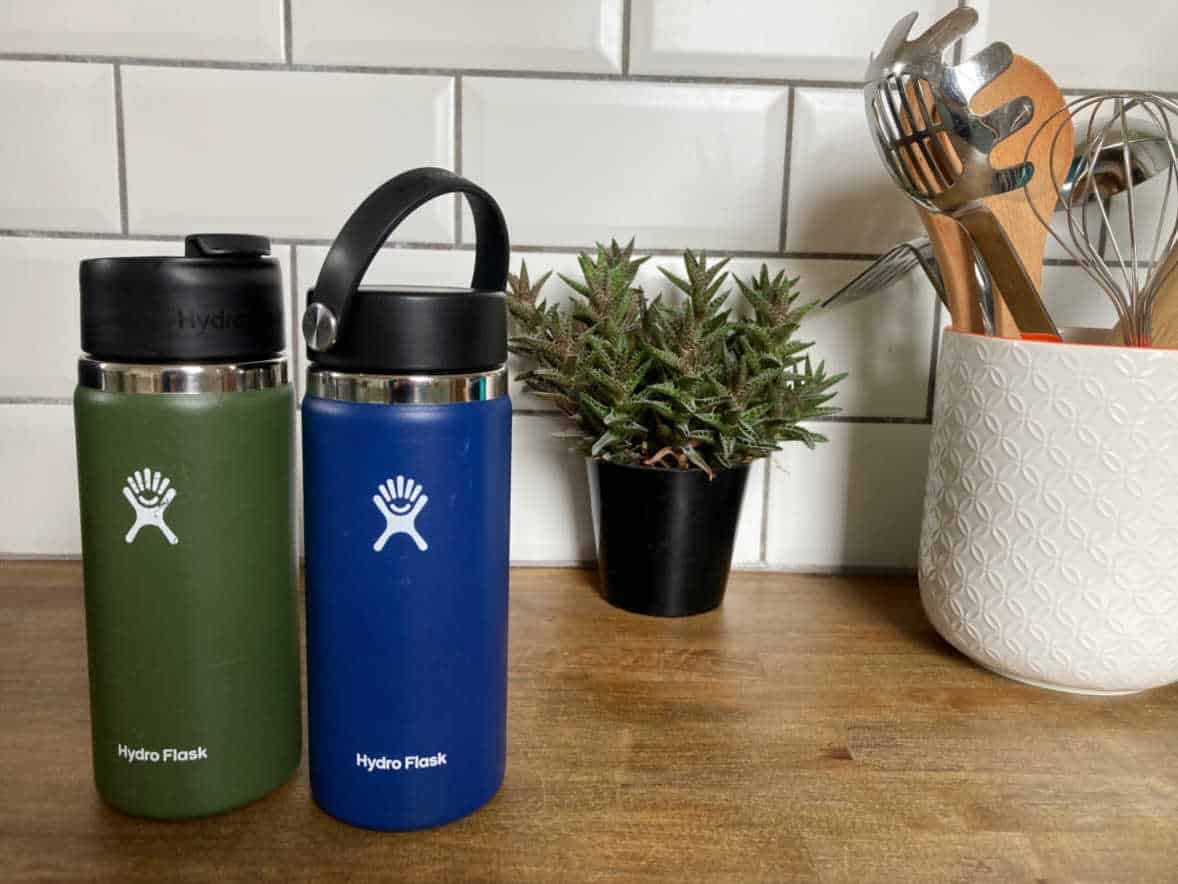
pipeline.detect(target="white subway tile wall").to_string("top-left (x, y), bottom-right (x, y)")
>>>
top-left (0, 1), bottom-right (285, 62)
top-left (0, 61), bottom-right (120, 232)
top-left (292, 0), bottom-right (624, 73)
top-left (628, 0), bottom-right (959, 80)
top-left (786, 88), bottom-right (925, 255)
top-left (963, 0), bottom-right (1178, 91)
top-left (0, 3), bottom-right (1166, 567)
top-left (462, 78), bottom-right (789, 250)
top-left (122, 67), bottom-right (454, 240)
top-left (0, 405), bottom-right (80, 555)
top-left (765, 423), bottom-right (931, 570)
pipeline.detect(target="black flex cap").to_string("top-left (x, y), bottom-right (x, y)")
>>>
top-left (304, 168), bottom-right (509, 375)
top-left (80, 234), bottom-right (284, 362)
top-left (311, 284), bottom-right (507, 375)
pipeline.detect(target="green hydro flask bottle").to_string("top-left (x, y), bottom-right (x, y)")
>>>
top-left (73, 234), bottom-right (301, 820)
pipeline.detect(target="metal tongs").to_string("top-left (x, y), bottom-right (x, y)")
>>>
top-left (864, 7), bottom-right (1060, 339)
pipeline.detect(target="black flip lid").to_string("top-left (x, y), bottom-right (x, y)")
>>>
top-left (303, 167), bottom-right (509, 375)
top-left (80, 234), bottom-right (284, 363)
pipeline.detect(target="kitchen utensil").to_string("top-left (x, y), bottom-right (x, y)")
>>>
top-left (893, 75), bottom-right (993, 334)
top-left (1066, 115), bottom-right (1177, 206)
top-left (821, 233), bottom-right (996, 333)
top-left (1107, 233), bottom-right (1178, 346)
top-left (820, 238), bottom-right (943, 307)
top-left (973, 54), bottom-right (1074, 337)
top-left (1135, 262), bottom-right (1178, 346)
top-left (74, 235), bottom-right (301, 819)
top-left (301, 168), bottom-right (511, 831)
top-left (921, 209), bottom-right (992, 332)
top-left (864, 7), bottom-right (1063, 340)
top-left (833, 71), bottom-right (990, 332)
top-left (1123, 250), bottom-right (1178, 346)
top-left (1026, 93), bottom-right (1178, 346)
top-left (830, 117), bottom-right (1176, 308)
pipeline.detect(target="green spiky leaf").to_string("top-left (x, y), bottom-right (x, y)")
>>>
top-left (505, 246), bottom-right (844, 472)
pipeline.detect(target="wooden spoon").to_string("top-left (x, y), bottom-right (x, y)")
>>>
top-left (1147, 272), bottom-right (1178, 346)
top-left (920, 211), bottom-right (987, 332)
top-left (971, 54), bottom-right (1074, 339)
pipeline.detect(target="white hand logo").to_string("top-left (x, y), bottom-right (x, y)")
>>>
top-left (123, 468), bottom-right (179, 545)
top-left (372, 475), bottom-right (429, 552)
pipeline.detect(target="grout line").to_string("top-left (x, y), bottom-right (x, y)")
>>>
top-left (453, 76), bottom-right (463, 245)
top-left (280, 237), bottom-right (455, 249)
top-left (812, 414), bottom-right (931, 425)
top-left (0, 229), bottom-right (452, 249)
top-left (290, 247), bottom-right (301, 360)
top-left (0, 553), bottom-right (82, 560)
top-left (751, 563), bottom-right (917, 576)
top-left (0, 52), bottom-right (862, 89)
top-left (282, 0), bottom-right (294, 65)
top-left (0, 229), bottom-right (886, 259)
top-left (621, 0), bottom-right (632, 76)
top-left (0, 391), bottom-right (928, 425)
top-left (0, 227), bottom-right (1100, 269)
top-left (500, 245), bottom-right (927, 261)
top-left (112, 64), bottom-right (130, 234)
top-left (512, 408), bottom-right (930, 423)
top-left (1, 51), bottom-right (1175, 100)
top-left (0, 396), bottom-right (71, 405)
top-left (0, 228), bottom-right (182, 243)
top-left (778, 87), bottom-right (795, 252)
top-left (758, 456), bottom-right (772, 564)
top-left (0, 549), bottom-right (911, 574)
top-left (509, 559), bottom-right (595, 569)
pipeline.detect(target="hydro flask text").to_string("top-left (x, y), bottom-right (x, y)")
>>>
top-left (176, 309), bottom-right (251, 334)
top-left (355, 752), bottom-right (447, 772)
top-left (117, 743), bottom-right (209, 763)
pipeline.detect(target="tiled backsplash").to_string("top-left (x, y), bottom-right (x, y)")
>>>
top-left (0, 1), bottom-right (1168, 566)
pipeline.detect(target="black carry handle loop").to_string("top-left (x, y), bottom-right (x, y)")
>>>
top-left (303, 167), bottom-right (510, 351)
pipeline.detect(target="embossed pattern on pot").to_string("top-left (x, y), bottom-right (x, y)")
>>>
top-left (919, 330), bottom-right (1178, 694)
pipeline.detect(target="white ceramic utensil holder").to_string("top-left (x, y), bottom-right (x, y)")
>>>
top-left (920, 329), bottom-right (1178, 694)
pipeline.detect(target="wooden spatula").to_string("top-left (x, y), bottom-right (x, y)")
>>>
top-left (971, 54), bottom-right (1074, 339)
top-left (920, 210), bottom-right (987, 332)
top-left (1146, 273), bottom-right (1178, 347)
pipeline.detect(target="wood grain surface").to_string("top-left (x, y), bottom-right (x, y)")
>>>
top-left (2, 561), bottom-right (1177, 883)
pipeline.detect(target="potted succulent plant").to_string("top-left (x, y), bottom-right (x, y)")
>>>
top-left (508, 241), bottom-right (843, 616)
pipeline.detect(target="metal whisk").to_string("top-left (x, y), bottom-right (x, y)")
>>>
top-left (1025, 94), bottom-right (1178, 346)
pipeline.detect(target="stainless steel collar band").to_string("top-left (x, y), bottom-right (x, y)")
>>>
top-left (78, 357), bottom-right (288, 393)
top-left (306, 366), bottom-right (508, 404)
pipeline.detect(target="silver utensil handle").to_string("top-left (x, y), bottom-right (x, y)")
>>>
top-left (821, 241), bottom-right (925, 307)
top-left (955, 207), bottom-right (1060, 339)
top-left (969, 241), bottom-right (996, 336)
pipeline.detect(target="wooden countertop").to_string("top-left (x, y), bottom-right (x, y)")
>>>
top-left (2, 562), bottom-right (1176, 883)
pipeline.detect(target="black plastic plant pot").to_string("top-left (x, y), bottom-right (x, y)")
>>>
top-left (589, 460), bottom-right (751, 617)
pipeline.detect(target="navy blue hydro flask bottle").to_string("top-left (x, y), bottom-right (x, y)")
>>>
top-left (301, 168), bottom-right (511, 830)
